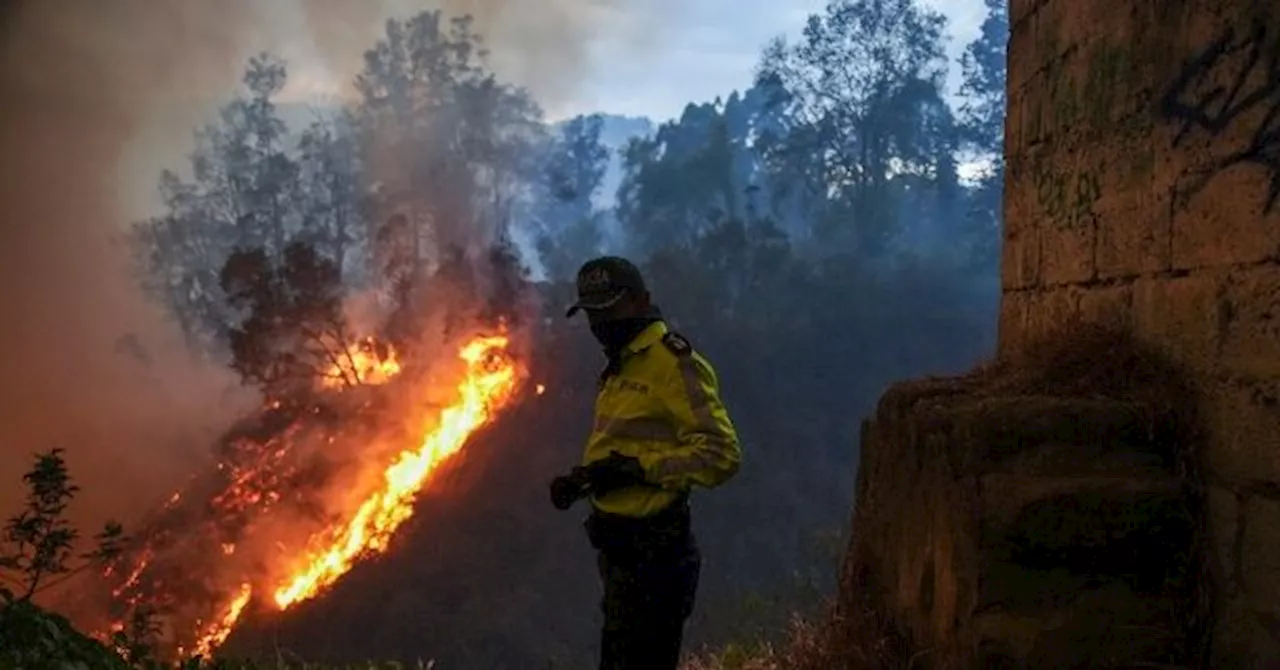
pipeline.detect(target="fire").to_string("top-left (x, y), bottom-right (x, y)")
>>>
top-left (189, 583), bottom-right (252, 659)
top-left (274, 335), bottom-right (517, 607)
top-left (134, 333), bottom-right (523, 656)
top-left (322, 337), bottom-right (402, 388)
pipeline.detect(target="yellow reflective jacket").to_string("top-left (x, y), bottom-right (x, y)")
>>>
top-left (583, 320), bottom-right (741, 518)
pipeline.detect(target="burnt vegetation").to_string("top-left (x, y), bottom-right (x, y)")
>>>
top-left (219, 241), bottom-right (359, 399)
top-left (2, 0), bottom-right (1014, 666)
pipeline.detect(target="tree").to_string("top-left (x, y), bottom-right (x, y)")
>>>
top-left (535, 114), bottom-right (610, 280)
top-left (755, 0), bottom-right (952, 254)
top-left (219, 241), bottom-right (369, 400)
top-left (956, 0), bottom-right (1009, 270)
top-left (958, 0), bottom-right (1009, 158)
top-left (130, 180), bottom-right (231, 356)
top-left (237, 53), bottom-right (300, 255)
top-left (0, 449), bottom-right (124, 602)
top-left (296, 111), bottom-right (366, 282)
top-left (616, 104), bottom-right (741, 257)
top-left (354, 12), bottom-right (544, 269)
top-left (546, 115), bottom-right (609, 209)
top-left (129, 54), bottom-right (302, 358)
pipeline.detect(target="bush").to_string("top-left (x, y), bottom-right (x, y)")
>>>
top-left (0, 449), bottom-right (446, 669)
top-left (0, 597), bottom-right (133, 669)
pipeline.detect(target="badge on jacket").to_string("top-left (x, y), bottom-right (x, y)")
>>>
top-left (662, 332), bottom-right (693, 356)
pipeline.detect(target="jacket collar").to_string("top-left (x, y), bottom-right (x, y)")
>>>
top-left (599, 320), bottom-right (669, 384)
top-left (624, 320), bottom-right (668, 356)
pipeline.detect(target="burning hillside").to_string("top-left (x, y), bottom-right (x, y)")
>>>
top-left (81, 329), bottom-right (529, 659)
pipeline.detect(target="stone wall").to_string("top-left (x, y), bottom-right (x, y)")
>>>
top-left (835, 0), bottom-right (1280, 667)
top-left (1000, 0), bottom-right (1280, 664)
top-left (839, 343), bottom-right (1202, 668)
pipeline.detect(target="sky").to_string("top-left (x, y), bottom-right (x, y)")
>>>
top-left (270, 0), bottom-right (989, 121)
top-left (562, 0), bottom-right (989, 121)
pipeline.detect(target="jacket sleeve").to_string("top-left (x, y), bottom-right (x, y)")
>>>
top-left (636, 351), bottom-right (741, 491)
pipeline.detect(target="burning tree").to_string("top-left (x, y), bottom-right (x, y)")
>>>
top-left (91, 229), bottom-right (537, 660)
top-left (220, 240), bottom-right (398, 402)
top-left (96, 8), bottom-right (549, 662)
top-left (82, 326), bottom-right (526, 660)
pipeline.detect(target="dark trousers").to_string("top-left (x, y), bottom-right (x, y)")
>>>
top-left (585, 501), bottom-right (701, 670)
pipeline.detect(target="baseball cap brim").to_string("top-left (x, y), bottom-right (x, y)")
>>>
top-left (564, 290), bottom-right (626, 318)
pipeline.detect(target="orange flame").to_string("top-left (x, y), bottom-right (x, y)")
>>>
top-left (189, 583), bottom-right (252, 659)
top-left (179, 334), bottom-right (522, 656)
top-left (276, 335), bottom-right (517, 607)
top-left (322, 337), bottom-right (403, 389)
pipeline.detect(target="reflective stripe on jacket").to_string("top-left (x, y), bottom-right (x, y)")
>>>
top-left (584, 320), bottom-right (741, 518)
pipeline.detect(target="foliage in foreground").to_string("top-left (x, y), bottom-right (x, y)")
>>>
top-left (1, 597), bottom-right (436, 670)
top-left (0, 450), bottom-right (443, 669)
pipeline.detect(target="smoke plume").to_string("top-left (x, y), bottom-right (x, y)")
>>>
top-left (0, 0), bottom-right (261, 532)
top-left (0, 0), bottom-right (630, 535)
top-left (296, 0), bottom-right (655, 115)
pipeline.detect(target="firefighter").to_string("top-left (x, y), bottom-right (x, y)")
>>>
top-left (549, 256), bottom-right (742, 670)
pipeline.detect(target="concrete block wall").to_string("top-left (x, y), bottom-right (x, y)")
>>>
top-left (1000, 0), bottom-right (1280, 663)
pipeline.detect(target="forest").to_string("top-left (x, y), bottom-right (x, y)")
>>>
top-left (2, 0), bottom-right (1009, 667)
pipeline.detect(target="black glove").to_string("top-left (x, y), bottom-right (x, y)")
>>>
top-left (583, 451), bottom-right (645, 496)
top-left (549, 468), bottom-right (591, 511)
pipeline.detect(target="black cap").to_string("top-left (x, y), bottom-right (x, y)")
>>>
top-left (564, 256), bottom-right (647, 318)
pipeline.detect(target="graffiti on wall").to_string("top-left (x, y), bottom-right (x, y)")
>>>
top-left (1158, 18), bottom-right (1280, 213)
top-left (1033, 161), bottom-right (1101, 228)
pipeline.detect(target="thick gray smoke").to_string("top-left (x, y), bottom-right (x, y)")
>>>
top-left (0, 0), bottom-right (261, 532)
top-left (0, 0), bottom-right (640, 536)
top-left (295, 0), bottom-right (658, 115)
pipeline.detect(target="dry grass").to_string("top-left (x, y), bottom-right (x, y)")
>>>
top-left (679, 615), bottom-right (832, 670)
top-left (680, 602), bottom-right (897, 670)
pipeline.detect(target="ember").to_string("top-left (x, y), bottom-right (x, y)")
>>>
top-left (322, 338), bottom-right (403, 389)
top-left (91, 333), bottom-right (526, 659)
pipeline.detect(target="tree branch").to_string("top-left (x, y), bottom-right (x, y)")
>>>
top-left (297, 323), bottom-right (357, 387)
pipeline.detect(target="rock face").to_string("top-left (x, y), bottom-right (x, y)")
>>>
top-left (839, 0), bottom-right (1280, 666)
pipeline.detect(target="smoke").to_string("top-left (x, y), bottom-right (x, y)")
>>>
top-left (294, 0), bottom-right (657, 117)
top-left (0, 1), bottom-right (264, 533)
top-left (0, 0), bottom-right (641, 535)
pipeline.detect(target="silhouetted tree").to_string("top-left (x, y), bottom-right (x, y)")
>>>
top-left (219, 241), bottom-right (364, 400)
top-left (756, 0), bottom-right (952, 254)
top-left (957, 0), bottom-right (1010, 269)
top-left (0, 449), bottom-right (124, 601)
top-left (535, 114), bottom-right (610, 280)
top-left (296, 111), bottom-right (366, 280)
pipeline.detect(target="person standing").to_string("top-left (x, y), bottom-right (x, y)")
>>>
top-left (550, 256), bottom-right (742, 670)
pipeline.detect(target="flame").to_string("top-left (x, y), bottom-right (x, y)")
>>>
top-left (149, 334), bottom-right (521, 657)
top-left (189, 583), bottom-right (252, 659)
top-left (91, 333), bottom-right (524, 660)
top-left (274, 335), bottom-right (517, 608)
top-left (322, 337), bottom-right (402, 388)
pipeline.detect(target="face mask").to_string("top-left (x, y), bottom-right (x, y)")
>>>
top-left (590, 317), bottom-right (655, 352)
